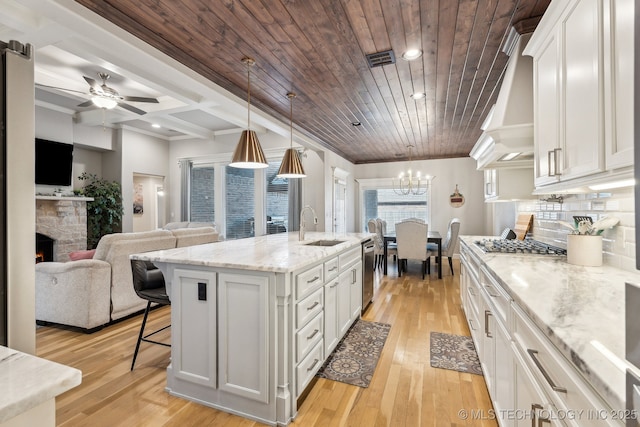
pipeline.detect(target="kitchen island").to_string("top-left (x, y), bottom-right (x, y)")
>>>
top-left (131, 231), bottom-right (373, 426)
top-left (460, 236), bottom-right (640, 426)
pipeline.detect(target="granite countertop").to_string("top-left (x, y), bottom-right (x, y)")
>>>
top-left (460, 235), bottom-right (640, 412)
top-left (131, 232), bottom-right (374, 273)
top-left (0, 346), bottom-right (81, 423)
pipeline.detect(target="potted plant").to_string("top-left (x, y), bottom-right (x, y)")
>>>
top-left (560, 217), bottom-right (620, 266)
top-left (78, 172), bottom-right (124, 249)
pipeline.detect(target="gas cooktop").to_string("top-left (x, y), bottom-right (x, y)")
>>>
top-left (474, 238), bottom-right (567, 256)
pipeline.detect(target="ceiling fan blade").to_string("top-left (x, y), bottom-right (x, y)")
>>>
top-left (122, 96), bottom-right (159, 103)
top-left (83, 76), bottom-right (101, 90)
top-left (36, 83), bottom-right (87, 95)
top-left (77, 100), bottom-right (95, 108)
top-left (117, 102), bottom-right (147, 115)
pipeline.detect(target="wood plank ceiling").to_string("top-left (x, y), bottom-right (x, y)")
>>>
top-left (74, 0), bottom-right (550, 164)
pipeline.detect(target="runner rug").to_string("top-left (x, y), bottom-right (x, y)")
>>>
top-left (316, 319), bottom-right (391, 388)
top-left (429, 331), bottom-right (483, 375)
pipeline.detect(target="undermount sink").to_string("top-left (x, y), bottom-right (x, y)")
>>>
top-left (304, 239), bottom-right (345, 247)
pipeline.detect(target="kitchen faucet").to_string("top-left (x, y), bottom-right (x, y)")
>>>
top-left (299, 205), bottom-right (318, 241)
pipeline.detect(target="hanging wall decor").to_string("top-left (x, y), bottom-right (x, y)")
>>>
top-left (450, 184), bottom-right (465, 207)
top-left (133, 183), bottom-right (144, 214)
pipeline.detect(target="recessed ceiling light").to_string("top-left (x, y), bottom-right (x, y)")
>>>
top-left (410, 92), bottom-right (426, 100)
top-left (151, 123), bottom-right (161, 128)
top-left (402, 49), bottom-right (423, 61)
top-left (351, 121), bottom-right (361, 127)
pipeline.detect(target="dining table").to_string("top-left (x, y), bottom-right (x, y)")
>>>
top-left (383, 231), bottom-right (443, 279)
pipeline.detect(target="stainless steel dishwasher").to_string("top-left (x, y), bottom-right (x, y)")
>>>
top-left (362, 238), bottom-right (374, 313)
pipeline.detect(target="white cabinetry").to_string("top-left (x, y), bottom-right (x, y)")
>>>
top-left (171, 269), bottom-right (217, 388)
top-left (294, 262), bottom-right (325, 396)
top-left (528, 0), bottom-right (605, 188)
top-left (483, 168), bottom-right (534, 202)
top-left (513, 348), bottom-right (566, 427)
top-left (525, 0), bottom-right (634, 192)
top-left (512, 304), bottom-right (620, 427)
top-left (459, 240), bottom-right (623, 427)
top-left (218, 272), bottom-right (270, 403)
top-left (604, 0), bottom-right (634, 169)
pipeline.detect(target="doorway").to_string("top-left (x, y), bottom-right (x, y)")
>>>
top-left (132, 173), bottom-right (166, 232)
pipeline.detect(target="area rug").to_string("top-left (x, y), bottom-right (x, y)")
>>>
top-left (316, 319), bottom-right (391, 387)
top-left (429, 332), bottom-right (483, 375)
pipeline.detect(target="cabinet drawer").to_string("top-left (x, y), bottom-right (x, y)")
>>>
top-left (296, 312), bottom-right (323, 363)
top-left (324, 257), bottom-right (339, 282)
top-left (466, 272), bottom-right (481, 318)
top-left (296, 263), bottom-right (324, 300)
top-left (480, 266), bottom-right (511, 326)
top-left (512, 304), bottom-right (620, 427)
top-left (339, 246), bottom-right (361, 271)
top-left (296, 340), bottom-right (323, 397)
top-left (296, 287), bottom-right (323, 329)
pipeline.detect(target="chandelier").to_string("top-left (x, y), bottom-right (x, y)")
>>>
top-left (392, 145), bottom-right (431, 195)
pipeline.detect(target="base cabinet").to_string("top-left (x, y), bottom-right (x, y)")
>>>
top-left (323, 279), bottom-right (339, 356)
top-left (171, 269), bottom-right (218, 388)
top-left (459, 240), bottom-right (622, 427)
top-left (514, 348), bottom-right (566, 427)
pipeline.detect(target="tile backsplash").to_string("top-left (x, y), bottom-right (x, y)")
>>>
top-left (515, 187), bottom-right (635, 272)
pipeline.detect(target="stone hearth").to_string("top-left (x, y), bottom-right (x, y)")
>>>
top-left (35, 196), bottom-right (93, 262)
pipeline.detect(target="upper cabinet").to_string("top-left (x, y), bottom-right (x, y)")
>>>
top-left (524, 0), bottom-right (634, 192)
top-left (604, 0), bottom-right (634, 170)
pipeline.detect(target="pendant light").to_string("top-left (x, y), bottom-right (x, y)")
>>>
top-left (230, 57), bottom-right (268, 169)
top-left (277, 92), bottom-right (306, 178)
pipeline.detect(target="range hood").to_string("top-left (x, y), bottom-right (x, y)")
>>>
top-left (470, 30), bottom-right (534, 170)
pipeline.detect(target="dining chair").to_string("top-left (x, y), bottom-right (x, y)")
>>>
top-left (376, 218), bottom-right (397, 266)
top-left (395, 220), bottom-right (433, 279)
top-left (428, 218), bottom-right (461, 275)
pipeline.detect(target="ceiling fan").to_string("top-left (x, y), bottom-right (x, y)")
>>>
top-left (38, 72), bottom-right (159, 115)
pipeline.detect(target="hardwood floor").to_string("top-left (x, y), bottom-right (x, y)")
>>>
top-left (36, 259), bottom-right (497, 427)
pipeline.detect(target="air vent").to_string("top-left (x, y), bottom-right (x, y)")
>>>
top-left (365, 50), bottom-right (396, 68)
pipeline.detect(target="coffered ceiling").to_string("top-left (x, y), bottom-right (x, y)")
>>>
top-left (2, 0), bottom-right (550, 164)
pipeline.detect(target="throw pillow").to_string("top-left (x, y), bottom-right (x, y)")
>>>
top-left (69, 249), bottom-right (96, 261)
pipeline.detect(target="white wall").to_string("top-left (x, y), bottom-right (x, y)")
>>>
top-left (354, 157), bottom-right (486, 241)
top-left (119, 129), bottom-right (170, 232)
top-left (132, 173), bottom-right (165, 231)
top-left (72, 146), bottom-right (103, 189)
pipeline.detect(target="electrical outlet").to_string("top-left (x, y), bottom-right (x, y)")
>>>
top-left (198, 282), bottom-right (206, 301)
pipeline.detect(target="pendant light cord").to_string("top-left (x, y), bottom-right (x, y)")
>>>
top-left (287, 92), bottom-right (296, 149)
top-left (242, 57), bottom-right (255, 131)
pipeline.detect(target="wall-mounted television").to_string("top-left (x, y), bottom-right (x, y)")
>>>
top-left (35, 138), bottom-right (74, 186)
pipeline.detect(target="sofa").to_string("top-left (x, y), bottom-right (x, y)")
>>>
top-left (35, 226), bottom-right (219, 332)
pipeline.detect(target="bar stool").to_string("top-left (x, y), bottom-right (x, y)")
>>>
top-left (130, 259), bottom-right (171, 370)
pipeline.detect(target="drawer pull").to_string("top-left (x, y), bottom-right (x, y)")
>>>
top-left (307, 329), bottom-right (319, 340)
top-left (328, 266), bottom-right (338, 271)
top-left (329, 282), bottom-right (338, 288)
top-left (468, 287), bottom-right (476, 296)
top-left (307, 358), bottom-right (319, 371)
top-left (485, 285), bottom-right (499, 298)
top-left (531, 404), bottom-right (552, 427)
top-left (527, 349), bottom-right (567, 393)
top-left (469, 318), bottom-right (476, 331)
top-left (307, 275), bottom-right (320, 284)
top-left (484, 310), bottom-right (493, 338)
top-left (307, 301), bottom-right (320, 311)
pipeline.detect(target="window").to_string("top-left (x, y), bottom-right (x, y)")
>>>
top-left (189, 165), bottom-right (214, 222)
top-left (266, 161), bottom-right (288, 234)
top-left (225, 166), bottom-right (255, 239)
top-left (363, 188), bottom-right (429, 233)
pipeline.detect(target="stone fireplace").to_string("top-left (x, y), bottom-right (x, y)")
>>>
top-left (35, 196), bottom-right (93, 262)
